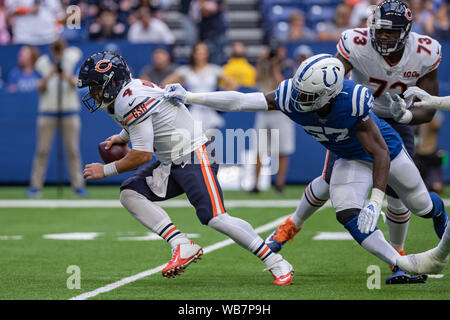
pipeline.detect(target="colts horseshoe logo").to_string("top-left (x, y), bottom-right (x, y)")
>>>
top-left (95, 59), bottom-right (112, 73)
top-left (322, 67), bottom-right (338, 87)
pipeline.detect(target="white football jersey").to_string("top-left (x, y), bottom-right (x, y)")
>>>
top-left (113, 78), bottom-right (207, 164)
top-left (337, 28), bottom-right (442, 118)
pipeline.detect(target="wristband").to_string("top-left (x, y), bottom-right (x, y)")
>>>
top-left (103, 162), bottom-right (118, 177)
top-left (370, 188), bottom-right (385, 207)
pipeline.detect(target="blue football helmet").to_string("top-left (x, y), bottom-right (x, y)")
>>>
top-left (77, 51), bottom-right (132, 112)
top-left (368, 0), bottom-right (413, 56)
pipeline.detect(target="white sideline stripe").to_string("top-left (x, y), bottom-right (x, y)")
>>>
top-left (1, 199), bottom-right (450, 208)
top-left (69, 214), bottom-right (290, 300)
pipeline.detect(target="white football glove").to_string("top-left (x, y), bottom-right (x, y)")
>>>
top-left (358, 200), bottom-right (382, 234)
top-left (163, 83), bottom-right (188, 105)
top-left (385, 92), bottom-right (412, 124)
top-left (403, 86), bottom-right (433, 108)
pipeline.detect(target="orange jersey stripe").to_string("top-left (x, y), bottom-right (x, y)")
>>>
top-left (195, 149), bottom-right (218, 217)
top-left (338, 41), bottom-right (350, 60)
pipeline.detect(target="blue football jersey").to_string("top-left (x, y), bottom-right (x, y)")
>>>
top-left (274, 78), bottom-right (402, 161)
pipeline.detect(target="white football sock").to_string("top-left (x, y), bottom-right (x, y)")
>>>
top-left (361, 229), bottom-right (401, 265)
top-left (208, 213), bottom-right (274, 262)
top-left (291, 176), bottom-right (329, 228)
top-left (436, 224), bottom-right (450, 259)
top-left (386, 196), bottom-right (410, 252)
top-left (120, 189), bottom-right (189, 250)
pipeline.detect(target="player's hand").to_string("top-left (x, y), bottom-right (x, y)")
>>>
top-left (104, 134), bottom-right (125, 150)
top-left (163, 83), bottom-right (187, 105)
top-left (404, 86), bottom-right (434, 108)
top-left (358, 200), bottom-right (381, 234)
top-left (83, 163), bottom-right (105, 180)
top-left (386, 92), bottom-right (412, 124)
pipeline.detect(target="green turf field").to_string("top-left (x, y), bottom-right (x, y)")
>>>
top-left (0, 185), bottom-right (449, 300)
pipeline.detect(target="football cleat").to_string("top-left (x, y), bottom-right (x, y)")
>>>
top-left (265, 217), bottom-right (302, 253)
top-left (433, 208), bottom-right (448, 239)
top-left (162, 241), bottom-right (203, 278)
top-left (264, 254), bottom-right (294, 286)
top-left (386, 266), bottom-right (427, 285)
top-left (397, 248), bottom-right (449, 275)
top-left (26, 187), bottom-right (41, 198)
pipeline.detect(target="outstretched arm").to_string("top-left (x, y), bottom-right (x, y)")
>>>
top-left (404, 86), bottom-right (450, 111)
top-left (163, 83), bottom-right (279, 112)
top-left (355, 116), bottom-right (390, 234)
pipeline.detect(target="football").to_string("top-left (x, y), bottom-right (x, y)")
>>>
top-left (98, 141), bottom-right (130, 164)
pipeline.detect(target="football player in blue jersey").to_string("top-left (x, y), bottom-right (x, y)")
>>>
top-left (163, 54), bottom-right (448, 279)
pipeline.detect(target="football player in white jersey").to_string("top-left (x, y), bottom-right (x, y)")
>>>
top-left (78, 51), bottom-right (294, 285)
top-left (264, 0), bottom-right (446, 284)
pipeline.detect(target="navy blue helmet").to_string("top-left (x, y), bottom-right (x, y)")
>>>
top-left (77, 51), bottom-right (132, 112)
top-left (368, 0), bottom-right (413, 56)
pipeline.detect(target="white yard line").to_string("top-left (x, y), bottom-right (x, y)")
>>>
top-left (69, 214), bottom-right (290, 300)
top-left (1, 199), bottom-right (450, 208)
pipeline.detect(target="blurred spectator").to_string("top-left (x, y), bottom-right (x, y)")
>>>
top-left (431, 0), bottom-right (449, 40)
top-left (317, 3), bottom-right (352, 41)
top-left (7, 45), bottom-right (40, 93)
top-left (349, 0), bottom-right (381, 28)
top-left (251, 45), bottom-right (296, 194)
top-left (192, 0), bottom-right (228, 65)
top-left (179, 0), bottom-right (198, 46)
top-left (6, 0), bottom-right (64, 45)
top-left (89, 8), bottom-right (126, 40)
top-left (414, 111), bottom-right (446, 194)
top-left (220, 42), bottom-right (256, 88)
top-left (139, 47), bottom-right (177, 86)
top-left (27, 39), bottom-right (87, 198)
top-left (276, 10), bottom-right (316, 43)
top-left (0, 0), bottom-right (10, 44)
top-left (127, 6), bottom-right (175, 44)
top-left (409, 0), bottom-right (434, 35)
top-left (162, 42), bottom-right (237, 135)
top-left (293, 44), bottom-right (313, 66)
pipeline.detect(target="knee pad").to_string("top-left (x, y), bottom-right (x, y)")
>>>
top-left (336, 208), bottom-right (360, 226)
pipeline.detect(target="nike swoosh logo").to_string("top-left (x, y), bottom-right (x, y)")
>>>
top-left (128, 98), bottom-right (136, 106)
top-left (343, 33), bottom-right (348, 40)
top-left (277, 274), bottom-right (292, 282)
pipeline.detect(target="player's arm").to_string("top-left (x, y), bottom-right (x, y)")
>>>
top-left (83, 123), bottom-right (154, 180)
top-left (355, 116), bottom-right (390, 233)
top-left (356, 116), bottom-right (390, 192)
top-left (335, 52), bottom-right (353, 75)
top-left (163, 83), bottom-right (278, 111)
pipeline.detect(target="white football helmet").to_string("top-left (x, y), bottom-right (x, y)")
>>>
top-left (290, 54), bottom-right (345, 112)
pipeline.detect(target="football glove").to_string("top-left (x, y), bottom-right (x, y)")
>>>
top-left (358, 200), bottom-right (382, 234)
top-left (163, 83), bottom-right (188, 105)
top-left (403, 86), bottom-right (433, 108)
top-left (386, 92), bottom-right (412, 124)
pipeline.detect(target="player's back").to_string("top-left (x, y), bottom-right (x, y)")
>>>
top-left (114, 79), bottom-right (207, 163)
top-left (337, 28), bottom-right (442, 118)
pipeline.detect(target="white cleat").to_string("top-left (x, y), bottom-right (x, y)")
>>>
top-left (397, 248), bottom-right (449, 275)
top-left (264, 254), bottom-right (294, 286)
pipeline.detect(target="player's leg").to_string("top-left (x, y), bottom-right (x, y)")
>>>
top-left (176, 145), bottom-right (293, 285)
top-left (397, 224), bottom-right (450, 274)
top-left (274, 112), bottom-right (295, 193)
top-left (251, 112), bottom-right (268, 193)
top-left (384, 121), bottom-right (414, 255)
top-left (61, 115), bottom-right (86, 195)
top-left (28, 116), bottom-right (57, 196)
top-left (388, 148), bottom-right (448, 239)
top-left (265, 151), bottom-right (331, 252)
top-left (120, 162), bottom-right (202, 278)
top-left (330, 158), bottom-right (403, 266)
